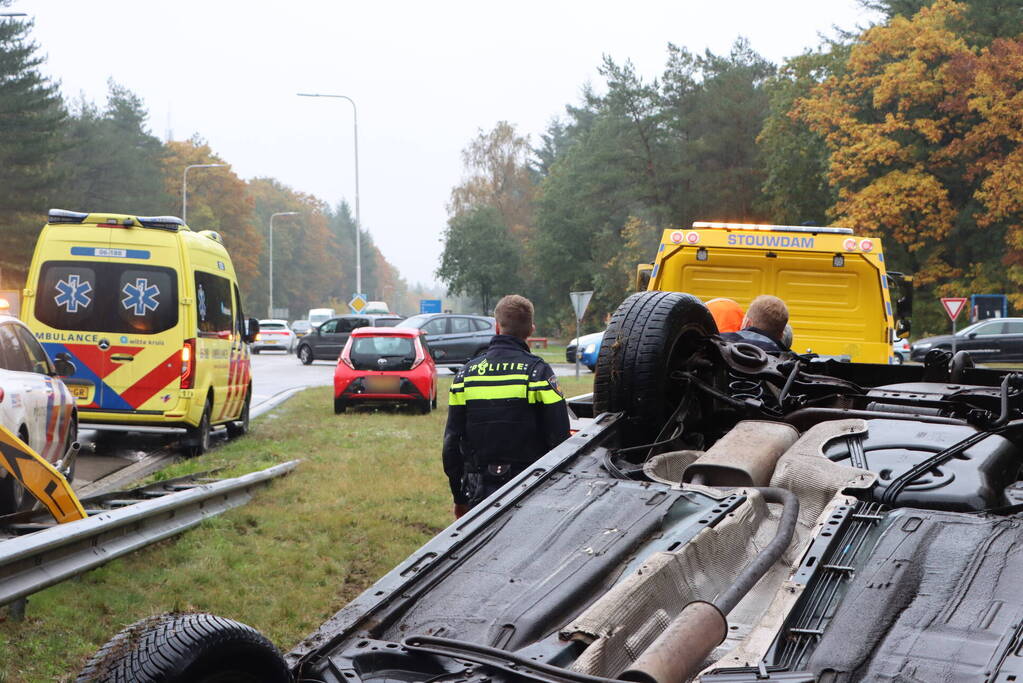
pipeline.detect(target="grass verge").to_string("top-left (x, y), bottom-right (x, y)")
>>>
top-left (0, 374), bottom-right (594, 682)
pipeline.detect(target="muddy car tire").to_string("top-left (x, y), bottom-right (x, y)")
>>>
top-left (593, 291), bottom-right (717, 446)
top-left (76, 612), bottom-right (289, 683)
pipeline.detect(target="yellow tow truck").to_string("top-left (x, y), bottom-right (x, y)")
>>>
top-left (637, 221), bottom-right (912, 364)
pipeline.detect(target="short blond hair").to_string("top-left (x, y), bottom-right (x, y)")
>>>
top-left (745, 295), bottom-right (789, 340)
top-left (494, 295), bottom-right (534, 339)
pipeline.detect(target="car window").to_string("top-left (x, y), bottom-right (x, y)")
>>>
top-left (337, 318), bottom-right (369, 333)
top-left (974, 322), bottom-right (1005, 336)
top-left (234, 284), bottom-right (246, 338)
top-left (195, 271), bottom-right (233, 338)
top-left (36, 261), bottom-right (179, 335)
top-left (472, 318), bottom-right (491, 331)
top-left (15, 325), bottom-right (51, 374)
top-left (1002, 321), bottom-right (1023, 334)
top-left (451, 317), bottom-right (472, 334)
top-left (374, 318), bottom-right (402, 328)
top-left (401, 315), bottom-right (429, 328)
top-left (422, 317), bottom-right (447, 335)
top-left (261, 323), bottom-right (287, 330)
top-left (319, 319), bottom-right (339, 334)
top-left (351, 336), bottom-right (414, 357)
top-left (0, 323), bottom-right (32, 373)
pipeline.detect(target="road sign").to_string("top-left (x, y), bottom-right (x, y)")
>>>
top-left (569, 291), bottom-right (594, 379)
top-left (941, 297), bottom-right (967, 322)
top-left (570, 291), bottom-right (593, 321)
top-left (420, 299), bottom-right (442, 314)
top-left (348, 293), bottom-right (368, 314)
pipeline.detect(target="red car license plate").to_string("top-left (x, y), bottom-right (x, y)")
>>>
top-left (367, 376), bottom-right (400, 393)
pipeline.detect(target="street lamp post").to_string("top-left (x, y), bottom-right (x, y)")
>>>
top-left (268, 212), bottom-right (300, 319)
top-left (182, 163), bottom-right (227, 225)
top-left (296, 92), bottom-right (362, 296)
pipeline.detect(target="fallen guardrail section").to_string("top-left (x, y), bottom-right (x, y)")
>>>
top-left (0, 460), bottom-right (298, 610)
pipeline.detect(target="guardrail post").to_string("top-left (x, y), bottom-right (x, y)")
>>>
top-left (8, 597), bottom-right (25, 621)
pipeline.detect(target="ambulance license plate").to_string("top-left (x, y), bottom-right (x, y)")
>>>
top-left (68, 385), bottom-right (90, 400)
top-left (367, 377), bottom-right (400, 393)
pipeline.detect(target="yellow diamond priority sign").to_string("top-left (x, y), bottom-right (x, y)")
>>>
top-left (348, 293), bottom-right (368, 314)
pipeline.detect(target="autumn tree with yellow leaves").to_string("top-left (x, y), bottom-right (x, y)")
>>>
top-left (795, 0), bottom-right (1023, 329)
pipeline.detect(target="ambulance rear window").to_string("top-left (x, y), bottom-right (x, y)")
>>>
top-left (195, 271), bottom-right (233, 337)
top-left (36, 261), bottom-right (178, 334)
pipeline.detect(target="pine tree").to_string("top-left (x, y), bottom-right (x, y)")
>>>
top-left (0, 15), bottom-right (66, 284)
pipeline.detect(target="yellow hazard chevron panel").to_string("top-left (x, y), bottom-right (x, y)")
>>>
top-left (0, 423), bottom-right (85, 523)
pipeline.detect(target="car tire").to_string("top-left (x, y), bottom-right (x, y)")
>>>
top-left (299, 345), bottom-right (313, 365)
top-left (185, 397), bottom-right (213, 458)
top-left (416, 398), bottom-right (431, 414)
top-left (226, 389), bottom-right (251, 439)
top-left (63, 413), bottom-right (79, 483)
top-left (893, 353), bottom-right (905, 365)
top-left (334, 397), bottom-right (347, 414)
top-left (593, 291), bottom-right (717, 447)
top-left (76, 612), bottom-right (290, 683)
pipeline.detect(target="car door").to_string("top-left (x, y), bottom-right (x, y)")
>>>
top-left (960, 320), bottom-right (1004, 360)
top-left (472, 317), bottom-right (495, 353)
top-left (420, 316), bottom-right (450, 360)
top-left (446, 317), bottom-right (478, 363)
top-left (313, 319), bottom-right (341, 359)
top-left (13, 324), bottom-right (73, 463)
top-left (0, 323), bottom-right (50, 460)
top-left (998, 320), bottom-right (1023, 362)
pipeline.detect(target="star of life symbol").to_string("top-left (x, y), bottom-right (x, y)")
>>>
top-left (54, 274), bottom-right (92, 313)
top-left (197, 285), bottom-right (207, 320)
top-left (122, 278), bottom-right (160, 316)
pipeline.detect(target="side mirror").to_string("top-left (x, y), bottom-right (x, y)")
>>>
top-left (53, 353), bottom-right (76, 377)
top-left (895, 318), bottom-right (911, 339)
top-left (968, 332), bottom-right (978, 339)
top-left (242, 317), bottom-right (260, 344)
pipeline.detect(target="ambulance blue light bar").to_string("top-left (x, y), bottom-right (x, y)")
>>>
top-left (692, 221), bottom-right (854, 235)
top-left (47, 209), bottom-right (89, 224)
top-left (136, 216), bottom-right (185, 231)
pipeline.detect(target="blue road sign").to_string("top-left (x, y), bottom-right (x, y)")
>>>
top-left (420, 299), bottom-right (442, 314)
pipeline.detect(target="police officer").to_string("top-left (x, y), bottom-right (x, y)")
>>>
top-left (443, 295), bottom-right (570, 518)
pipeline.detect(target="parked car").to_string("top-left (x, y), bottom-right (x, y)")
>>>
top-left (333, 327), bottom-right (437, 414)
top-left (892, 336), bottom-right (911, 364)
top-left (82, 290), bottom-right (1023, 683)
top-left (910, 317), bottom-right (1023, 362)
top-left (398, 313), bottom-right (495, 366)
top-left (0, 315), bottom-right (78, 513)
top-left (251, 319), bottom-right (295, 354)
top-left (291, 320), bottom-right (313, 339)
top-left (296, 314), bottom-right (402, 365)
top-left (566, 331), bottom-right (603, 371)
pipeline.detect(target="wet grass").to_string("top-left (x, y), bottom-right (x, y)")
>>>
top-left (0, 374), bottom-right (594, 682)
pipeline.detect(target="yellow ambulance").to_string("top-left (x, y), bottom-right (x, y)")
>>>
top-left (23, 209), bottom-right (259, 456)
top-left (642, 221), bottom-right (912, 364)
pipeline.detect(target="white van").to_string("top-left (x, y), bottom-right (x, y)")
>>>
top-left (307, 308), bottom-right (335, 327)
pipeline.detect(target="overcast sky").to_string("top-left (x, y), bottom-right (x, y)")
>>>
top-left (19, 1), bottom-right (878, 290)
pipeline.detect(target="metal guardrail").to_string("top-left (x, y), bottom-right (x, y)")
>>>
top-left (0, 460), bottom-right (298, 607)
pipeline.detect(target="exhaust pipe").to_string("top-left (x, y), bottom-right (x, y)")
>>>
top-left (620, 487), bottom-right (799, 683)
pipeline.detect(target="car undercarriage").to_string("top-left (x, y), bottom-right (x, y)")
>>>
top-left (81, 292), bottom-right (1023, 683)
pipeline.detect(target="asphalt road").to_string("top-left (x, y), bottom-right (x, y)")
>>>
top-left (73, 350), bottom-right (583, 490)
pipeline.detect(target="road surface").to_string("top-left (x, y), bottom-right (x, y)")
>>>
top-left (73, 351), bottom-right (582, 489)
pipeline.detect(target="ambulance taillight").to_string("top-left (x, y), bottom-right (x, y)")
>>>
top-left (181, 339), bottom-right (196, 389)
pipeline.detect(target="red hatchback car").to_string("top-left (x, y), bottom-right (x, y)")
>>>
top-left (333, 327), bottom-right (438, 414)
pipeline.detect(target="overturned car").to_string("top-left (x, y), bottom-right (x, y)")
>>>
top-left (81, 291), bottom-right (1023, 683)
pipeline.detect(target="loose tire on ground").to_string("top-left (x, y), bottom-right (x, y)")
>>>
top-left (76, 612), bottom-right (290, 683)
top-left (593, 291), bottom-right (717, 446)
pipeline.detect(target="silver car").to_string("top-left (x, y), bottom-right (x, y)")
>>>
top-left (251, 319), bottom-right (295, 354)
